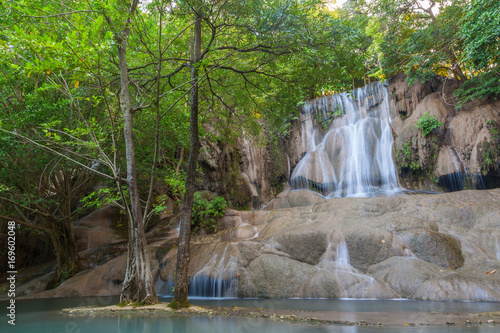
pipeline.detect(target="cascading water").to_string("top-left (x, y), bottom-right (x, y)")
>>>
top-left (496, 237), bottom-right (500, 262)
top-left (316, 232), bottom-right (386, 298)
top-left (155, 245), bottom-right (239, 298)
top-left (291, 82), bottom-right (399, 197)
top-left (439, 119), bottom-right (486, 191)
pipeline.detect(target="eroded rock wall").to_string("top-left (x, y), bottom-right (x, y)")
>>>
top-left (388, 74), bottom-right (500, 191)
top-left (197, 124), bottom-right (301, 210)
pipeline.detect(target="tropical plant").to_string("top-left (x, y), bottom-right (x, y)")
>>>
top-left (416, 112), bottom-right (443, 137)
top-left (191, 193), bottom-right (227, 234)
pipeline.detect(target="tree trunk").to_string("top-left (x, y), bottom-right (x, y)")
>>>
top-left (116, 21), bottom-right (158, 305)
top-left (175, 145), bottom-right (184, 175)
top-left (171, 12), bottom-right (202, 309)
top-left (46, 219), bottom-right (78, 282)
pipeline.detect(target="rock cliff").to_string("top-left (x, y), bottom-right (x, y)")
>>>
top-left (388, 74), bottom-right (500, 192)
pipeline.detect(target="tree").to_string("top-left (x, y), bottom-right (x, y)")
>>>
top-left (171, 3), bottom-right (202, 309)
top-left (0, 23), bottom-right (96, 282)
top-left (0, 142), bottom-right (95, 282)
top-left (349, 0), bottom-right (469, 83)
top-left (167, 0), bottom-right (361, 307)
top-left (456, 0), bottom-right (500, 104)
top-left (0, 0), bottom-right (160, 303)
top-left (108, 0), bottom-right (158, 305)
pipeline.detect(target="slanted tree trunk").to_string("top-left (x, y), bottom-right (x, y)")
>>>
top-left (115, 3), bottom-right (157, 305)
top-left (171, 12), bottom-right (202, 309)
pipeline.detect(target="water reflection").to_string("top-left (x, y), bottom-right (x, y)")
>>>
top-left (1, 297), bottom-right (499, 333)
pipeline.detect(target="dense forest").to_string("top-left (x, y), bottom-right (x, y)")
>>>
top-left (0, 0), bottom-right (499, 305)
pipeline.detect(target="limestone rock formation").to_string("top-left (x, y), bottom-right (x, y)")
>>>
top-left (388, 74), bottom-right (500, 191)
top-left (153, 188), bottom-right (500, 301)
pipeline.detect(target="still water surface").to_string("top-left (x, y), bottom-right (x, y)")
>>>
top-left (1, 297), bottom-right (499, 333)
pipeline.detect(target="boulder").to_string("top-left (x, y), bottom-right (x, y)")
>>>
top-left (344, 226), bottom-right (398, 271)
top-left (273, 230), bottom-right (328, 265)
top-left (32, 256), bottom-right (127, 298)
top-left (400, 230), bottom-right (464, 269)
top-left (264, 189), bottom-right (326, 210)
top-left (367, 256), bottom-right (447, 298)
top-left (74, 206), bottom-right (125, 252)
top-left (242, 254), bottom-right (317, 298)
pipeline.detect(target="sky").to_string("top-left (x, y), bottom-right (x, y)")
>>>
top-left (326, 0), bottom-right (348, 9)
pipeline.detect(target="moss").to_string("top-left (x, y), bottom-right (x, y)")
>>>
top-left (224, 145), bottom-right (251, 210)
top-left (168, 299), bottom-right (190, 310)
top-left (479, 121), bottom-right (500, 175)
top-left (312, 104), bottom-right (343, 130)
top-left (395, 141), bottom-right (421, 172)
top-left (479, 141), bottom-right (500, 175)
top-left (268, 135), bottom-right (290, 197)
top-left (118, 301), bottom-right (146, 307)
top-left (394, 137), bottom-right (439, 188)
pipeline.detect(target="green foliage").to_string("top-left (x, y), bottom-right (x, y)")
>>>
top-left (479, 120), bottom-right (500, 174)
top-left (395, 137), bottom-right (439, 185)
top-left (454, 71), bottom-right (500, 107)
top-left (312, 104), bottom-right (343, 130)
top-left (460, 0), bottom-right (500, 71)
top-left (487, 120), bottom-right (499, 137)
top-left (80, 188), bottom-right (129, 212)
top-left (396, 141), bottom-right (420, 171)
top-left (165, 172), bottom-right (186, 202)
top-left (59, 268), bottom-right (76, 283)
top-left (454, 0), bottom-right (500, 105)
top-left (51, 266), bottom-right (78, 288)
top-left (191, 193), bottom-right (227, 234)
top-left (416, 112), bottom-right (443, 137)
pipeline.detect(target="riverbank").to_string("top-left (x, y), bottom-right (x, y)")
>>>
top-left (62, 302), bottom-right (500, 328)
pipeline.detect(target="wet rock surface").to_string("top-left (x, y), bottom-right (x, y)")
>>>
top-left (154, 188), bottom-right (500, 301)
top-left (4, 188), bottom-right (500, 302)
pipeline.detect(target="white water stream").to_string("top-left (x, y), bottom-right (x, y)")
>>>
top-left (291, 82), bottom-right (399, 197)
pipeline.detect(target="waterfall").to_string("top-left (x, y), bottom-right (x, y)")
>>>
top-left (155, 246), bottom-right (239, 298)
top-left (496, 237), bottom-right (500, 262)
top-left (291, 82), bottom-right (399, 197)
top-left (335, 240), bottom-right (351, 269)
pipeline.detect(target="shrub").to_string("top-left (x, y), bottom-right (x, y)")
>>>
top-left (191, 193), bottom-right (227, 233)
top-left (416, 111), bottom-right (443, 137)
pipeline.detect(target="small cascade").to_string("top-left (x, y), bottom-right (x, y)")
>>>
top-left (316, 233), bottom-right (385, 298)
top-left (155, 245), bottom-right (239, 298)
top-left (241, 134), bottom-right (261, 209)
top-left (441, 120), bottom-right (486, 191)
top-left (439, 149), bottom-right (466, 192)
top-left (334, 240), bottom-right (351, 269)
top-left (319, 232), bottom-right (353, 270)
top-left (291, 82), bottom-right (399, 197)
top-left (287, 154), bottom-right (291, 182)
top-left (496, 237), bottom-right (500, 261)
top-left (403, 248), bottom-right (417, 258)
